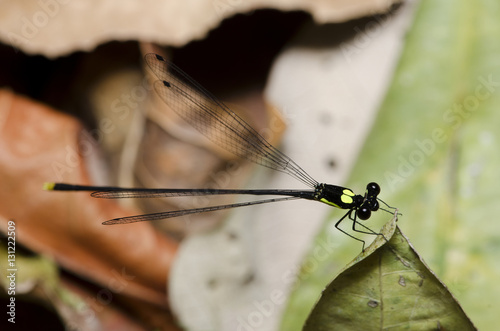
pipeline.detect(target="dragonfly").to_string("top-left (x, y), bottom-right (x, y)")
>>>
top-left (44, 53), bottom-right (397, 249)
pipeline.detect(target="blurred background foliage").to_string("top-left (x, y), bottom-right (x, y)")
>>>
top-left (283, 0), bottom-right (500, 329)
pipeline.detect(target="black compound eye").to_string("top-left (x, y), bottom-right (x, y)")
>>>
top-left (370, 200), bottom-right (379, 211)
top-left (357, 206), bottom-right (371, 220)
top-left (367, 182), bottom-right (380, 197)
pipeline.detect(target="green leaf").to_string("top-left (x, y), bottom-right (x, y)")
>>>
top-left (303, 217), bottom-right (476, 330)
top-left (282, 0), bottom-right (500, 329)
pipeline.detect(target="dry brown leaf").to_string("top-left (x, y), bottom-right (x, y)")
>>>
top-left (0, 0), bottom-right (400, 57)
top-left (0, 89), bottom-right (177, 306)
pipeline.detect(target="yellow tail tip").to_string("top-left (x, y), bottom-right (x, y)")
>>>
top-left (43, 182), bottom-right (55, 190)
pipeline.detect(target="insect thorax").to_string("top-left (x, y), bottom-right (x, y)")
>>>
top-left (314, 183), bottom-right (362, 210)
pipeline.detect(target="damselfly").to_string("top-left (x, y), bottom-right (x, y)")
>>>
top-left (45, 53), bottom-right (396, 249)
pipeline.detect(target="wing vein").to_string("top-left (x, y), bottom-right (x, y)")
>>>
top-left (145, 53), bottom-right (318, 187)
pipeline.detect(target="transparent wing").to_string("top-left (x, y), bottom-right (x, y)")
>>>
top-left (102, 196), bottom-right (300, 224)
top-left (144, 53), bottom-right (318, 188)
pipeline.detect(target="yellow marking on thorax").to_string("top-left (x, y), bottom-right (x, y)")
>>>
top-left (342, 189), bottom-right (354, 196)
top-left (320, 198), bottom-right (340, 208)
top-left (341, 189), bottom-right (354, 204)
top-left (341, 195), bottom-right (353, 204)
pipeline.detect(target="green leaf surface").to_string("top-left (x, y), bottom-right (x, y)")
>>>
top-left (303, 217), bottom-right (475, 331)
top-left (282, 0), bottom-right (500, 330)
